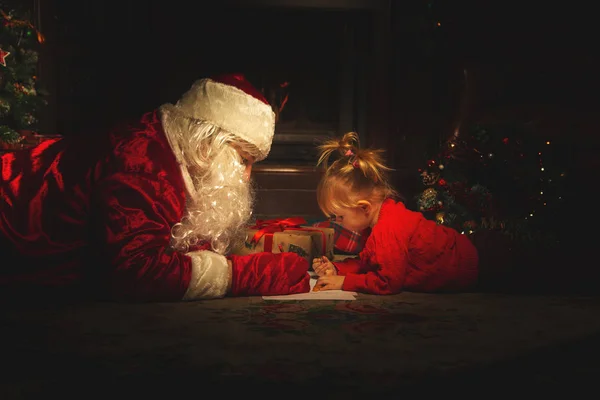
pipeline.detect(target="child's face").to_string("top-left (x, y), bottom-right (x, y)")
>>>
top-left (331, 205), bottom-right (372, 233)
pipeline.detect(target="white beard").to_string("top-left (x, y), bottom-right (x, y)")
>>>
top-left (171, 145), bottom-right (255, 255)
top-left (159, 105), bottom-right (257, 255)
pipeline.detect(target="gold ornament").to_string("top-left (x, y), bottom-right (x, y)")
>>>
top-left (421, 171), bottom-right (440, 186)
top-left (418, 187), bottom-right (439, 211)
top-left (435, 212), bottom-right (445, 224)
top-left (423, 187), bottom-right (438, 201)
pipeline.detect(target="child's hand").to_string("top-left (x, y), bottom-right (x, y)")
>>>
top-left (313, 275), bottom-right (345, 291)
top-left (312, 256), bottom-right (337, 277)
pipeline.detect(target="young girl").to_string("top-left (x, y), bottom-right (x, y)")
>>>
top-left (312, 132), bottom-right (599, 295)
top-left (311, 132), bottom-right (600, 295)
top-left (311, 132), bottom-right (479, 295)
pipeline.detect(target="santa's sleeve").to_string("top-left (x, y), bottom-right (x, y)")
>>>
top-left (93, 169), bottom-right (230, 302)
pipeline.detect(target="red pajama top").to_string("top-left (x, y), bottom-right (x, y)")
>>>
top-left (335, 199), bottom-right (479, 294)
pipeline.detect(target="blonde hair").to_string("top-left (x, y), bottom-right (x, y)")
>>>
top-left (316, 132), bottom-right (398, 217)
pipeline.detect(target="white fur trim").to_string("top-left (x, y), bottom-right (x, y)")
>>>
top-left (176, 78), bottom-right (275, 161)
top-left (183, 250), bottom-right (231, 300)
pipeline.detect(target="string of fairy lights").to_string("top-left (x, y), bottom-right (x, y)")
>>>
top-left (417, 128), bottom-right (567, 237)
top-left (526, 140), bottom-right (565, 222)
top-left (414, 0), bottom-right (568, 241)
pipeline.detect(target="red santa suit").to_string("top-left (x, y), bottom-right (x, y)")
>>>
top-left (0, 74), bottom-right (310, 301)
top-left (335, 199), bottom-right (479, 294)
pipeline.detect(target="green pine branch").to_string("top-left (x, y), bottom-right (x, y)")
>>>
top-left (415, 119), bottom-right (568, 247)
top-left (0, 5), bottom-right (47, 145)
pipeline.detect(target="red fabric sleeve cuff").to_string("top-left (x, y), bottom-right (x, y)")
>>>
top-left (341, 273), bottom-right (364, 293)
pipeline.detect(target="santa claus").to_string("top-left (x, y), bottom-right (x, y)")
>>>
top-left (0, 74), bottom-right (310, 301)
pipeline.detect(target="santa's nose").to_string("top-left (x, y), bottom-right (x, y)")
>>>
top-left (244, 164), bottom-right (253, 181)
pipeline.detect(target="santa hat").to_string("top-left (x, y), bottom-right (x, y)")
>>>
top-left (175, 73), bottom-right (275, 161)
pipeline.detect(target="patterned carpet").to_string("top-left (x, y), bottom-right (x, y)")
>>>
top-left (2, 290), bottom-right (600, 398)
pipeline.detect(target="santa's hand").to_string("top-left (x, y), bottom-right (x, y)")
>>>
top-left (313, 274), bottom-right (345, 291)
top-left (312, 256), bottom-right (337, 277)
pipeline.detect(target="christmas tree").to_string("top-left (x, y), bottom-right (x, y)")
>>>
top-left (415, 119), bottom-right (568, 246)
top-left (0, 4), bottom-right (47, 147)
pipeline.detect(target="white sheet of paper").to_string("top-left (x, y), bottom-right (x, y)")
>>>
top-left (262, 278), bottom-right (357, 301)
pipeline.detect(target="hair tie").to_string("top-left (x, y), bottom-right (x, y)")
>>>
top-left (343, 149), bottom-right (358, 168)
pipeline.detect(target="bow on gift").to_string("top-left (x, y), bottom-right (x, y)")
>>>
top-left (249, 217), bottom-right (327, 254)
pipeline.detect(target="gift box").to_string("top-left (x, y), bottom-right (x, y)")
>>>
top-left (232, 217), bottom-right (335, 265)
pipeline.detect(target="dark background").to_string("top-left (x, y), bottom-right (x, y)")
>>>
top-left (33, 0), bottom-right (597, 160)
top-left (10, 0), bottom-right (599, 239)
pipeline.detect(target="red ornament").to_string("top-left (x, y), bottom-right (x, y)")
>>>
top-left (0, 48), bottom-right (10, 67)
top-left (463, 220), bottom-right (478, 230)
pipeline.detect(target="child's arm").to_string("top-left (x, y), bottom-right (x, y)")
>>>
top-left (332, 256), bottom-right (367, 275)
top-left (341, 242), bottom-right (409, 295)
top-left (342, 258), bottom-right (407, 295)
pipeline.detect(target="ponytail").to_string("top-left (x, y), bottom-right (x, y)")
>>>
top-left (316, 132), bottom-right (398, 215)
